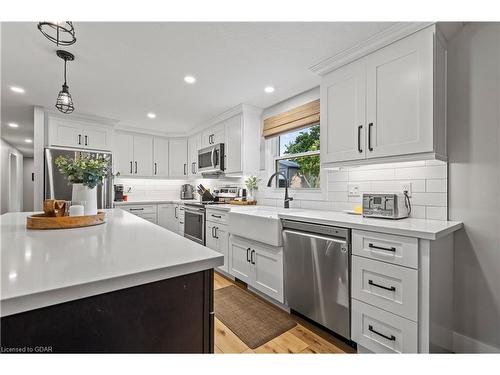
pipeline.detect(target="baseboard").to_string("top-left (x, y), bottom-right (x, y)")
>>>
top-left (452, 332), bottom-right (500, 353)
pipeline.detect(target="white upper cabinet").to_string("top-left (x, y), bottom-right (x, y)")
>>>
top-left (365, 28), bottom-right (433, 159)
top-left (201, 123), bottom-right (225, 148)
top-left (48, 117), bottom-right (112, 151)
top-left (224, 114), bottom-right (243, 174)
top-left (321, 60), bottom-right (366, 164)
top-left (320, 25), bottom-right (446, 167)
top-left (153, 137), bottom-right (169, 177)
top-left (114, 132), bottom-right (134, 176)
top-left (133, 135), bottom-right (153, 177)
top-left (114, 132), bottom-right (152, 177)
top-left (188, 133), bottom-right (202, 177)
top-left (168, 138), bottom-right (188, 178)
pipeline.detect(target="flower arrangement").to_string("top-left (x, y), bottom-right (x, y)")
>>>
top-left (55, 154), bottom-right (112, 189)
top-left (244, 175), bottom-right (261, 191)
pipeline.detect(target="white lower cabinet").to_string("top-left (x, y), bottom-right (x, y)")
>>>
top-left (206, 221), bottom-right (229, 273)
top-left (228, 235), bottom-right (284, 303)
top-left (120, 204), bottom-right (158, 224)
top-left (157, 203), bottom-right (179, 233)
top-left (352, 299), bottom-right (418, 354)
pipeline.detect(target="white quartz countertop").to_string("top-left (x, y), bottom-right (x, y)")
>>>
top-left (113, 199), bottom-right (196, 206)
top-left (0, 209), bottom-right (223, 317)
top-left (213, 205), bottom-right (462, 240)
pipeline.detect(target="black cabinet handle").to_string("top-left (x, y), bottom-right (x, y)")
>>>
top-left (129, 161), bottom-right (133, 174)
top-left (154, 162), bottom-right (157, 175)
top-left (214, 227), bottom-right (219, 239)
top-left (250, 249), bottom-right (255, 265)
top-left (135, 161), bottom-right (138, 174)
top-left (129, 208), bottom-right (144, 211)
top-left (369, 325), bottom-right (396, 341)
top-left (358, 125), bottom-right (363, 153)
top-left (84, 135), bottom-right (88, 146)
top-left (211, 226), bottom-right (216, 238)
top-left (191, 162), bottom-right (195, 174)
top-left (246, 248), bottom-right (251, 262)
top-left (369, 243), bottom-right (396, 252)
top-left (368, 123), bottom-right (374, 151)
top-left (78, 134), bottom-right (82, 145)
top-left (174, 206), bottom-right (178, 219)
top-left (183, 163), bottom-right (187, 175)
top-left (368, 279), bottom-right (396, 292)
top-left (211, 214), bottom-right (222, 219)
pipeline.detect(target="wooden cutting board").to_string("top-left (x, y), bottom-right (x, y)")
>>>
top-left (229, 200), bottom-right (257, 205)
top-left (26, 212), bottom-right (106, 230)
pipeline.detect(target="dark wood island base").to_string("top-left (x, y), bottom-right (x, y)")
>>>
top-left (1, 269), bottom-right (214, 353)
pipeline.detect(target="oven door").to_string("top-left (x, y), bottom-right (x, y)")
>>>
top-left (184, 207), bottom-right (205, 245)
top-left (198, 144), bottom-right (224, 174)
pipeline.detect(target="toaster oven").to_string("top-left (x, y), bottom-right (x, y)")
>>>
top-left (362, 193), bottom-right (410, 219)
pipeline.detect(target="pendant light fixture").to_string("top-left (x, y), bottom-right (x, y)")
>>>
top-left (37, 22), bottom-right (76, 46)
top-left (55, 50), bottom-right (75, 114)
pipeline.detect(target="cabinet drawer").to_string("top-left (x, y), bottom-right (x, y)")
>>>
top-left (121, 205), bottom-right (157, 215)
top-left (352, 299), bottom-right (417, 353)
top-left (352, 255), bottom-right (418, 321)
top-left (206, 209), bottom-right (228, 224)
top-left (352, 230), bottom-right (418, 269)
top-left (137, 213), bottom-right (157, 224)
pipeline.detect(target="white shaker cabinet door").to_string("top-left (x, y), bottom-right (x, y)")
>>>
top-left (188, 133), bottom-right (202, 176)
top-left (133, 134), bottom-right (153, 177)
top-left (365, 28), bottom-right (433, 159)
top-left (83, 126), bottom-right (111, 151)
top-left (224, 114), bottom-right (243, 174)
top-left (153, 137), bottom-right (169, 177)
top-left (320, 60), bottom-right (366, 164)
top-left (49, 119), bottom-right (83, 148)
top-left (168, 138), bottom-right (188, 178)
top-left (114, 132), bottom-right (134, 176)
top-left (229, 237), bottom-right (252, 284)
top-left (251, 244), bottom-right (284, 303)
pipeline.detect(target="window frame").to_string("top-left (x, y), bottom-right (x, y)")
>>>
top-left (273, 124), bottom-right (321, 191)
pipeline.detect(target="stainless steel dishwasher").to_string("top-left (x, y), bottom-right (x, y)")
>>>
top-left (283, 220), bottom-right (351, 340)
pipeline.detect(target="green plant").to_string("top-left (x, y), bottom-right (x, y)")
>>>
top-left (55, 154), bottom-right (112, 189)
top-left (244, 175), bottom-right (261, 191)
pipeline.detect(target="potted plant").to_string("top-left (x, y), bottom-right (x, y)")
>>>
top-left (55, 154), bottom-right (112, 215)
top-left (244, 175), bottom-right (261, 202)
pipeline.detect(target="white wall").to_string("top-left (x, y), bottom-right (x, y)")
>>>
top-left (22, 157), bottom-right (34, 212)
top-left (447, 23), bottom-right (500, 352)
top-left (0, 138), bottom-right (24, 214)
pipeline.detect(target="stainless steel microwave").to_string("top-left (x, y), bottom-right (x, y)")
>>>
top-left (198, 143), bottom-right (225, 174)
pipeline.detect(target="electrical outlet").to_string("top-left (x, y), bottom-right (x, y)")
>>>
top-left (348, 184), bottom-right (360, 197)
top-left (401, 182), bottom-right (412, 197)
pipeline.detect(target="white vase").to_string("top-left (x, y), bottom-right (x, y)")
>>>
top-left (72, 183), bottom-right (97, 215)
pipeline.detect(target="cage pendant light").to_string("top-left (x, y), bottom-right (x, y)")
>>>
top-left (38, 22), bottom-right (76, 46)
top-left (55, 50), bottom-right (75, 114)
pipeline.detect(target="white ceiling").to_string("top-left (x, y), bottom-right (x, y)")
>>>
top-left (1, 22), bottom-right (395, 156)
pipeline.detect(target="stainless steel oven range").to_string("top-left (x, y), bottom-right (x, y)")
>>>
top-left (183, 203), bottom-right (206, 245)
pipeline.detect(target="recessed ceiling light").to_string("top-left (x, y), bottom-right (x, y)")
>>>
top-left (10, 86), bottom-right (25, 94)
top-left (184, 75), bottom-right (196, 84)
top-left (264, 86), bottom-right (275, 94)
top-left (25, 139), bottom-right (33, 143)
top-left (8, 123), bottom-right (19, 128)
top-left (147, 112), bottom-right (156, 119)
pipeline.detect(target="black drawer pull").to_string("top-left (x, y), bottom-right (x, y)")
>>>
top-left (246, 248), bottom-right (251, 262)
top-left (211, 214), bottom-right (222, 219)
top-left (250, 249), bottom-right (255, 265)
top-left (369, 243), bottom-right (396, 252)
top-left (368, 279), bottom-right (396, 292)
top-left (129, 208), bottom-right (144, 211)
top-left (369, 325), bottom-right (396, 341)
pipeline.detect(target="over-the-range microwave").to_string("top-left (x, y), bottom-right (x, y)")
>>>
top-left (198, 143), bottom-right (225, 174)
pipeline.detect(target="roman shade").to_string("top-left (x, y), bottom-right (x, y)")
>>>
top-left (262, 99), bottom-right (320, 139)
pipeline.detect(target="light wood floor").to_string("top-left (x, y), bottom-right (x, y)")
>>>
top-left (213, 272), bottom-right (354, 354)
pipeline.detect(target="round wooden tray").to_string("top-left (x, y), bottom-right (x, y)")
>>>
top-left (26, 212), bottom-right (106, 230)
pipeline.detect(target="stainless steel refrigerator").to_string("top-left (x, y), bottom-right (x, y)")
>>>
top-left (44, 147), bottom-right (113, 209)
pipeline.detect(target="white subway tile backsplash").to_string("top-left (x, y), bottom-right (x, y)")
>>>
top-left (328, 170), bottom-right (349, 181)
top-left (394, 165), bottom-right (447, 179)
top-left (412, 192), bottom-right (447, 207)
top-left (348, 168), bottom-right (395, 181)
top-left (410, 205), bottom-right (426, 219)
top-left (300, 200), bottom-right (335, 211)
top-left (426, 179), bottom-right (447, 193)
top-left (328, 181), bottom-right (348, 191)
top-left (426, 206), bottom-right (448, 220)
top-left (329, 191), bottom-right (349, 202)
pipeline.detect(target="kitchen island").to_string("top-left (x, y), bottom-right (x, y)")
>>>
top-left (0, 209), bottom-right (223, 353)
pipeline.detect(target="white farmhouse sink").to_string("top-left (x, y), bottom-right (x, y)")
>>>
top-left (228, 207), bottom-right (283, 247)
